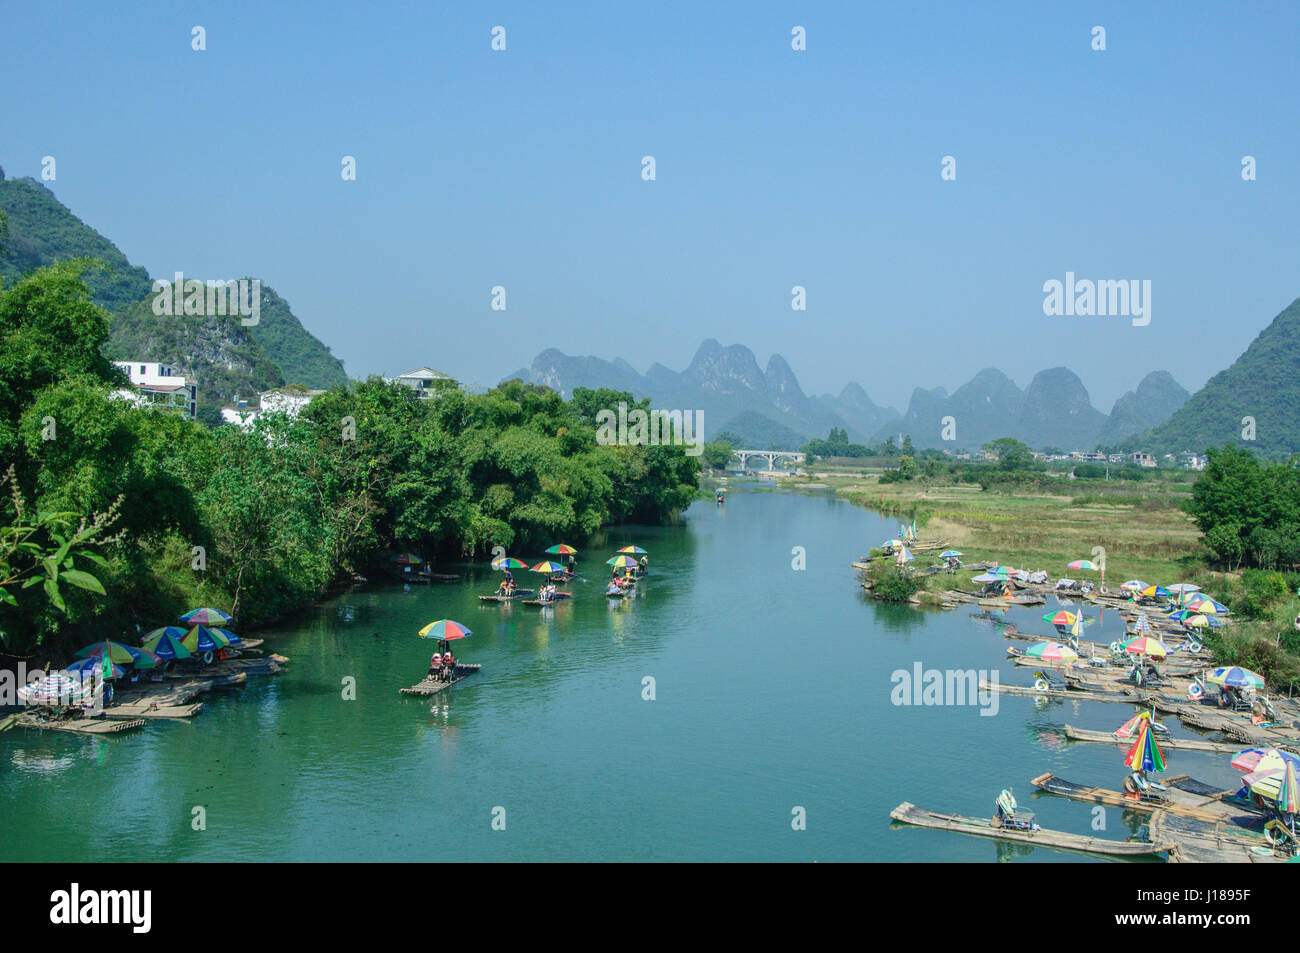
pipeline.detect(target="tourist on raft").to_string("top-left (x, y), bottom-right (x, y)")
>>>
top-left (441, 647), bottom-right (456, 680)
top-left (428, 652), bottom-right (443, 679)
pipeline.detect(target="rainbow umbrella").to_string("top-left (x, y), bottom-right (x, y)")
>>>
top-left (607, 555), bottom-right (639, 569)
top-left (17, 672), bottom-right (99, 705)
top-left (1124, 716), bottom-right (1166, 773)
top-left (418, 619), bottom-right (472, 641)
top-left (1277, 761), bottom-right (1300, 814)
top-left (1068, 560), bottom-right (1099, 572)
top-left (179, 607), bottom-right (233, 626)
top-left (209, 627), bottom-right (243, 645)
top-left (896, 547), bottom-right (914, 565)
top-left (940, 550), bottom-right (963, 558)
top-left (74, 640), bottom-right (159, 669)
top-left (1139, 585), bottom-right (1171, 599)
top-left (1042, 610), bottom-right (1080, 626)
top-left (1239, 751), bottom-right (1300, 804)
top-left (1116, 710), bottom-right (1163, 739)
top-left (1024, 641), bottom-right (1079, 661)
top-left (1180, 614), bottom-right (1210, 629)
top-left (1167, 583), bottom-right (1201, 594)
top-left (1206, 667), bottom-right (1265, 690)
top-left (141, 628), bottom-right (193, 661)
top-left (392, 553), bottom-right (424, 565)
top-left (1133, 613), bottom-right (1152, 634)
top-left (530, 561), bottom-right (568, 574)
top-left (181, 625), bottom-right (231, 654)
top-left (617, 546), bottom-right (648, 555)
top-left (66, 655), bottom-right (126, 679)
top-left (1120, 580), bottom-right (1149, 592)
top-left (545, 544), bottom-right (578, 556)
top-left (1120, 635), bottom-right (1169, 659)
top-left (1184, 596), bottom-right (1225, 614)
top-left (491, 557), bottom-right (528, 570)
top-left (1231, 748), bottom-right (1300, 774)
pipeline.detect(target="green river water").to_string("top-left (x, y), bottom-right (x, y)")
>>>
top-left (0, 489), bottom-right (1248, 861)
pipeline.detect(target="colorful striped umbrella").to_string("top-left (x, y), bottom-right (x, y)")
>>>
top-left (209, 627), bottom-right (242, 645)
top-left (1231, 748), bottom-right (1300, 774)
top-left (74, 640), bottom-right (159, 669)
top-left (1068, 560), bottom-right (1099, 571)
top-left (940, 550), bottom-right (963, 558)
top-left (1120, 635), bottom-right (1169, 659)
top-left (1024, 641), bottom-right (1079, 661)
top-left (1139, 585), bottom-right (1171, 598)
top-left (1124, 716), bottom-right (1166, 773)
top-left (141, 628), bottom-right (193, 661)
top-left (607, 555), bottom-right (639, 568)
top-left (1042, 610), bottom-right (1080, 626)
top-left (17, 672), bottom-right (99, 704)
top-left (1116, 710), bottom-right (1162, 739)
top-left (530, 561), bottom-right (568, 574)
top-left (491, 557), bottom-right (528, 570)
top-left (1181, 614), bottom-right (1210, 628)
top-left (896, 547), bottom-right (914, 565)
top-left (393, 553), bottom-right (424, 565)
top-left (1240, 751), bottom-right (1300, 805)
top-left (617, 546), bottom-right (648, 555)
top-left (179, 607), bottom-right (233, 626)
top-left (1205, 667), bottom-right (1265, 690)
top-left (545, 544), bottom-right (578, 556)
top-left (1120, 580), bottom-right (1149, 592)
top-left (1167, 583), bottom-right (1201, 594)
top-left (1184, 596), bottom-right (1226, 614)
top-left (66, 655), bottom-right (126, 679)
top-left (181, 625), bottom-right (231, 654)
top-left (1133, 613), bottom-right (1152, 634)
top-left (418, 619), bottom-right (472, 641)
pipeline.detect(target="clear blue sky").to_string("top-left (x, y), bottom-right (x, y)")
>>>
top-left (3, 1), bottom-right (1297, 410)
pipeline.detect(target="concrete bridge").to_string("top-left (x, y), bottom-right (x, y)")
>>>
top-left (732, 449), bottom-right (806, 469)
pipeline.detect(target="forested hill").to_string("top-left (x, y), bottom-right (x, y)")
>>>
top-left (0, 173), bottom-right (152, 313)
top-left (1141, 297), bottom-right (1300, 457)
top-left (0, 169), bottom-right (348, 392)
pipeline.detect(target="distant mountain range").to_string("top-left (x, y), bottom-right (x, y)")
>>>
top-left (0, 170), bottom-right (348, 420)
top-left (504, 342), bottom-right (1195, 452)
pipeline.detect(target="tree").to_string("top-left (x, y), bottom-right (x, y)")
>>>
top-left (701, 440), bottom-right (734, 470)
top-left (983, 437), bottom-right (1037, 472)
top-left (901, 435), bottom-right (915, 457)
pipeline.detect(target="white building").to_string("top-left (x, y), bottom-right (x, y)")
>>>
top-left (386, 367), bottom-right (456, 398)
top-left (220, 388), bottom-right (323, 430)
top-left (111, 361), bottom-right (197, 419)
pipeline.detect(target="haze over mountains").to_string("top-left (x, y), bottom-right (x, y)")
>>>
top-left (504, 342), bottom-right (1195, 452)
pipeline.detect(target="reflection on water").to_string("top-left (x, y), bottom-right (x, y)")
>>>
top-left (0, 490), bottom-right (1246, 862)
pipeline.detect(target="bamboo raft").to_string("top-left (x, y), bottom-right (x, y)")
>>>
top-left (398, 664), bottom-right (482, 696)
top-left (521, 594), bottom-right (573, 607)
top-left (1149, 811), bottom-right (1286, 864)
top-left (477, 589), bottom-right (536, 602)
top-left (1063, 724), bottom-right (1256, 754)
top-left (890, 802), bottom-right (1171, 858)
top-left (1152, 700), bottom-right (1300, 745)
top-left (14, 715), bottom-right (147, 735)
top-left (979, 678), bottom-right (1144, 705)
top-left (1030, 773), bottom-right (1262, 824)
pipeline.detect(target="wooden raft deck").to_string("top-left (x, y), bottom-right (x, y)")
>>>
top-left (1149, 811), bottom-right (1286, 864)
top-left (890, 802), bottom-right (1171, 858)
top-left (1030, 773), bottom-right (1263, 825)
top-left (979, 678), bottom-right (1145, 705)
top-left (14, 715), bottom-right (147, 735)
top-left (399, 664), bottom-right (482, 696)
top-left (1063, 724), bottom-right (1257, 754)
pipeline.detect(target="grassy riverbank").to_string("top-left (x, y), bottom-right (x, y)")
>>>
top-left (791, 470), bottom-right (1300, 686)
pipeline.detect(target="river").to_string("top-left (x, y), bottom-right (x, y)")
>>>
top-left (0, 488), bottom-right (1249, 861)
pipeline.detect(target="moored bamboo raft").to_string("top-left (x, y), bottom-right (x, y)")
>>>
top-left (15, 715), bottom-right (147, 734)
top-left (979, 678), bottom-right (1143, 704)
top-left (1148, 811), bottom-right (1286, 864)
top-left (521, 593), bottom-right (573, 607)
top-left (889, 801), bottom-right (1171, 857)
top-left (1063, 724), bottom-right (1252, 753)
top-left (1030, 772), bottom-right (1261, 824)
top-left (398, 664), bottom-right (482, 696)
top-left (477, 589), bottom-right (536, 602)
top-left (1151, 700), bottom-right (1300, 745)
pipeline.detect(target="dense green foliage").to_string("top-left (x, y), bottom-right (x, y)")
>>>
top-left (866, 565), bottom-right (922, 602)
top-left (0, 264), bottom-right (700, 659)
top-left (1186, 444), bottom-right (1300, 571)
